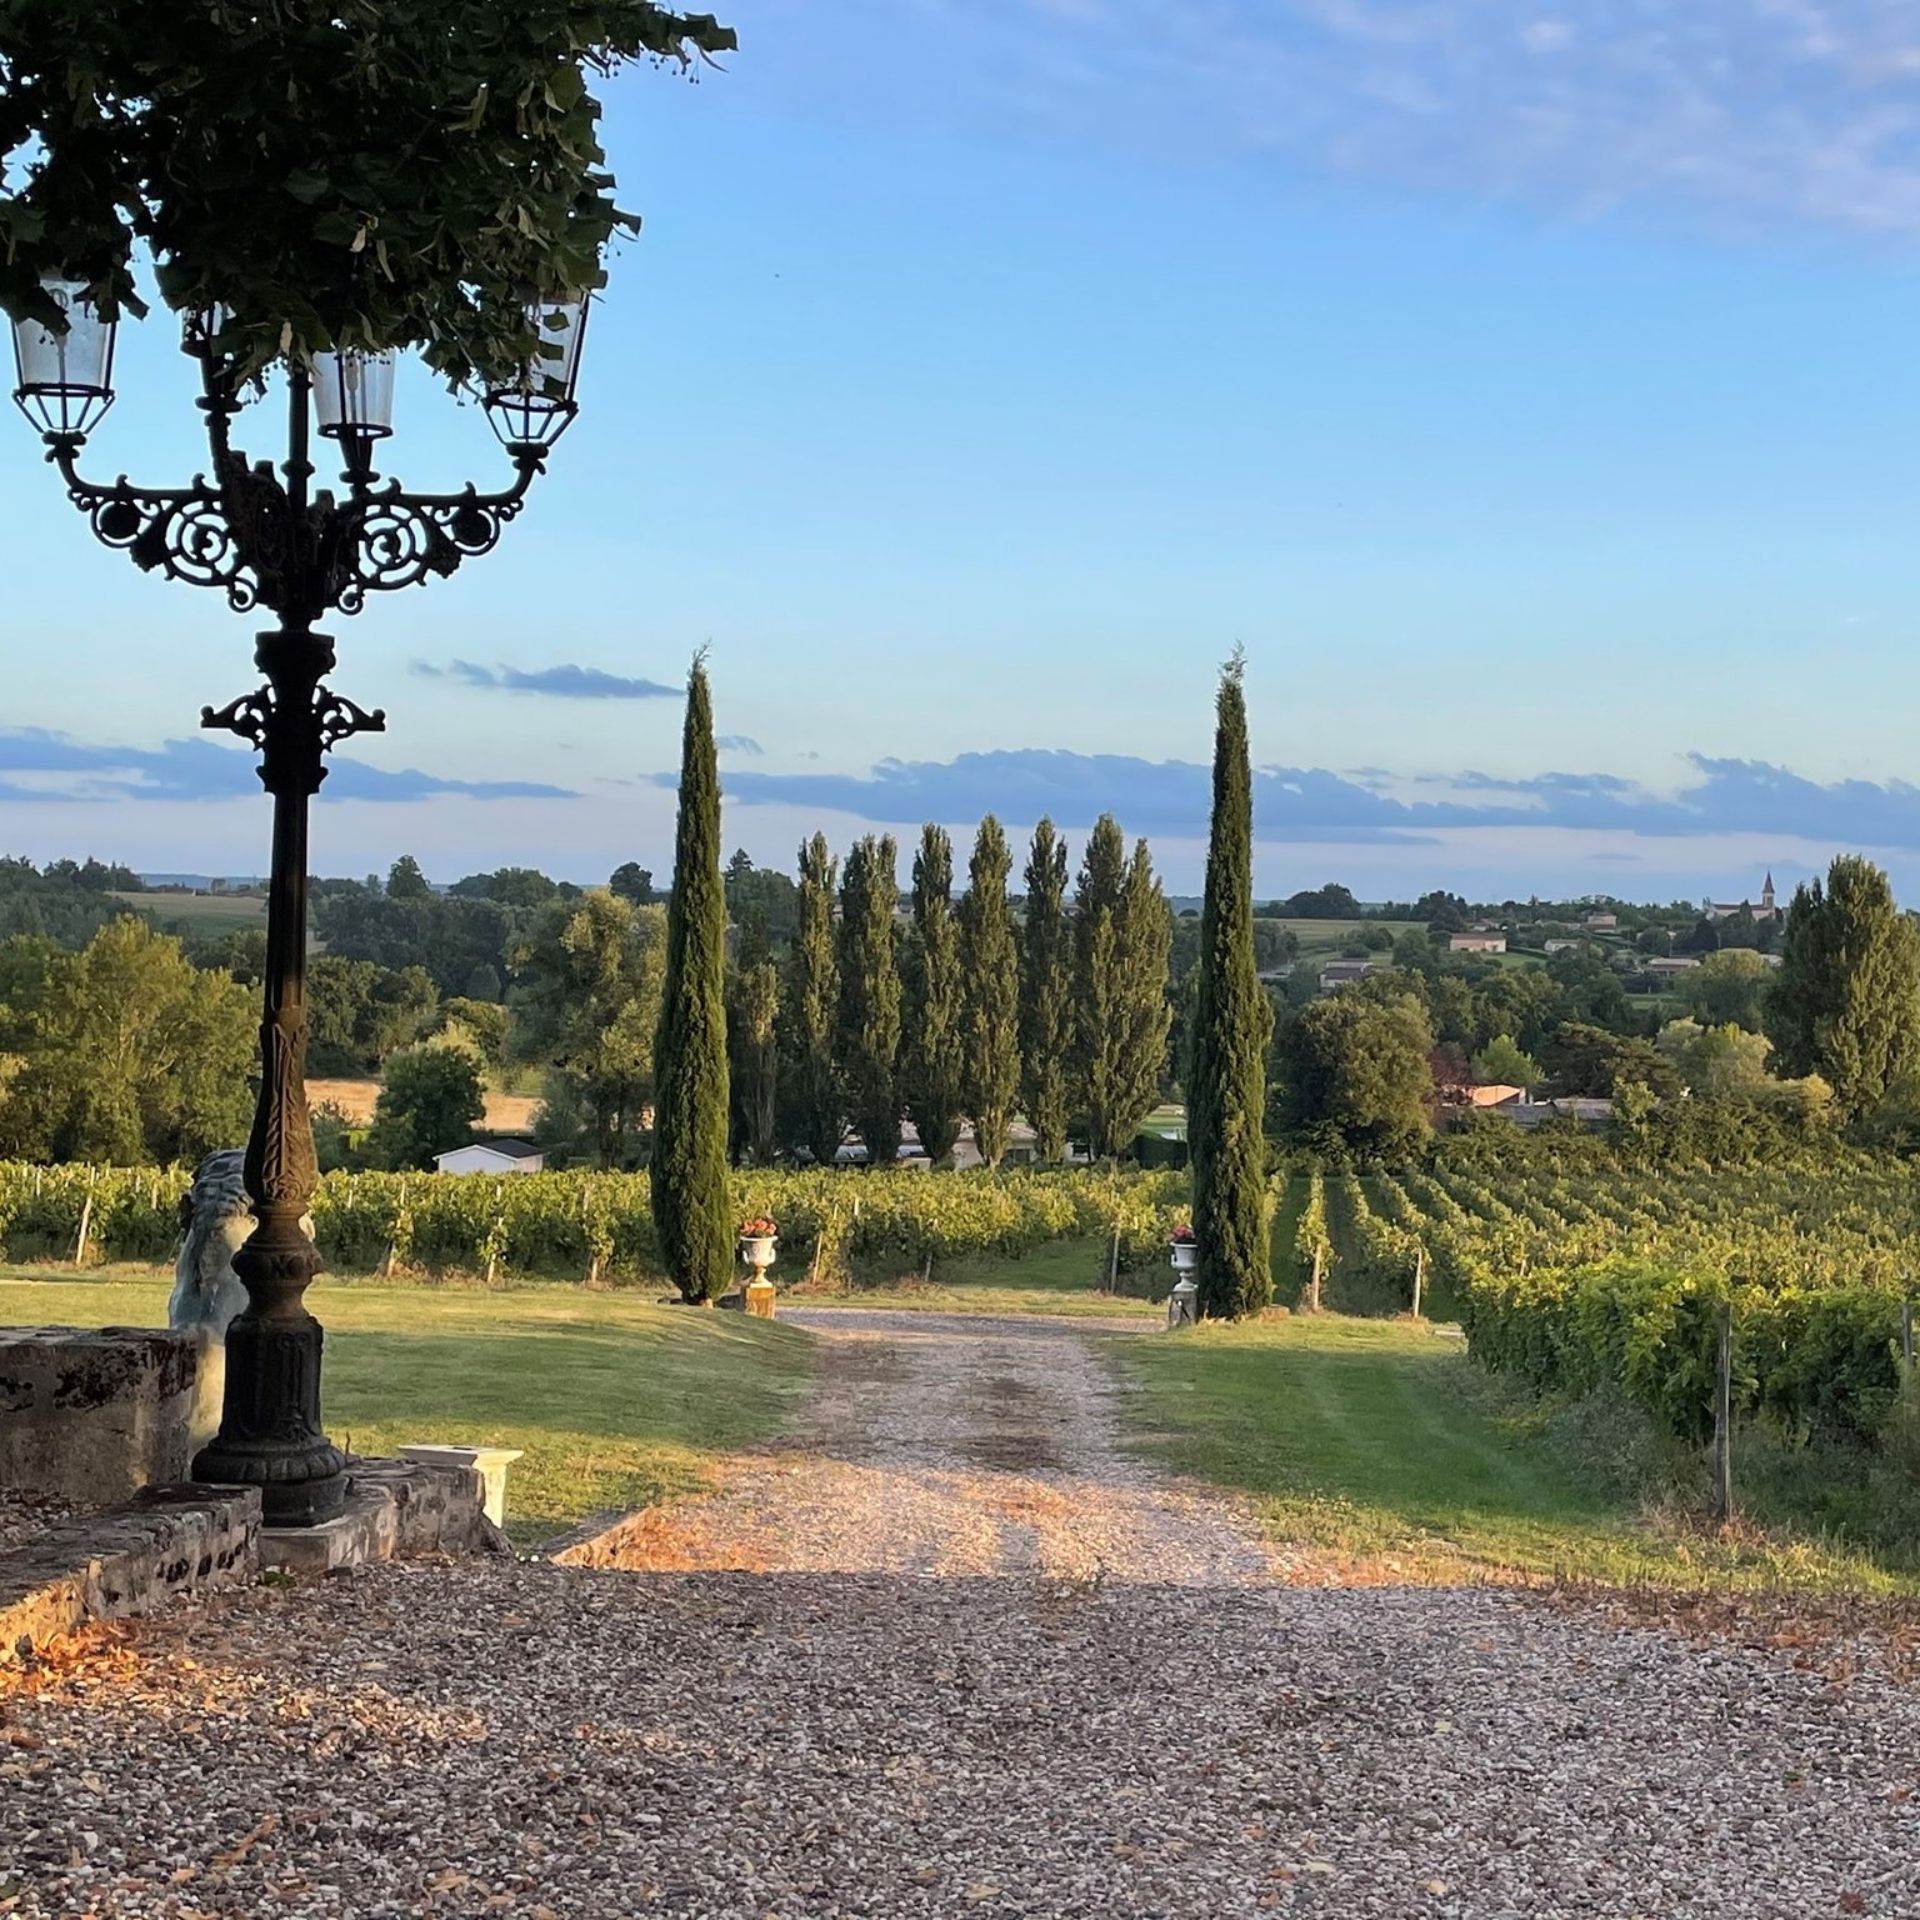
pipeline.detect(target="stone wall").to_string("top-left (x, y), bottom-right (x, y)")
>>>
top-left (0, 1328), bottom-right (200, 1504)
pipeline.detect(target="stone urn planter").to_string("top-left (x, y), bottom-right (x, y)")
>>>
top-left (738, 1220), bottom-right (779, 1320)
top-left (1167, 1231), bottom-right (1198, 1328)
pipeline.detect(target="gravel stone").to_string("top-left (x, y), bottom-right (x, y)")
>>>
top-left (2, 1311), bottom-right (1917, 1918)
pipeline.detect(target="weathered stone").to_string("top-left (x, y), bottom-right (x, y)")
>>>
top-left (534, 1507), bottom-right (658, 1569)
top-left (743, 1277), bottom-right (778, 1320)
top-left (397, 1445), bottom-right (524, 1528)
top-left (0, 1485), bottom-right (259, 1665)
top-left (258, 1458), bottom-right (507, 1576)
top-left (0, 1327), bottom-right (200, 1503)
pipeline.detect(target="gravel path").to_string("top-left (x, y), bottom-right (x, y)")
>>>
top-left (5, 1569), bottom-right (1919, 1917)
top-left (607, 1308), bottom-right (1272, 1585)
top-left (5, 1310), bottom-right (1920, 1916)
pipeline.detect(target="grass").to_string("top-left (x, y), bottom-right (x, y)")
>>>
top-left (1111, 1313), bottom-right (1919, 1593)
top-left (1270, 917), bottom-right (1423, 954)
top-left (0, 1269), bottom-right (813, 1547)
top-left (788, 1237), bottom-right (1162, 1319)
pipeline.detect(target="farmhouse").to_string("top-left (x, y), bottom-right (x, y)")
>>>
top-left (434, 1139), bottom-right (546, 1176)
top-left (1646, 956), bottom-right (1702, 978)
top-left (1582, 910), bottom-right (1619, 932)
top-left (1319, 958), bottom-right (1385, 990)
top-left (1448, 933), bottom-right (1507, 955)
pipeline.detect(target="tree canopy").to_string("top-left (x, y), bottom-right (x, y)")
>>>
top-left (0, 1), bottom-right (735, 383)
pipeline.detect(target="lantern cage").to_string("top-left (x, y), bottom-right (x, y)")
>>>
top-left (483, 298), bottom-right (589, 449)
top-left (11, 278), bottom-right (118, 439)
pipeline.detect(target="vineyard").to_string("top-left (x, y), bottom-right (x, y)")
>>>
top-left (1288, 1160), bottom-right (1920, 1449)
top-left (0, 1160), bottom-right (1192, 1287)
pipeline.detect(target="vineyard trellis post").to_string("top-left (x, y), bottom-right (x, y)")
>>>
top-left (1903, 1297), bottom-right (1916, 1374)
top-left (1411, 1245), bottom-right (1426, 1322)
top-left (1713, 1301), bottom-right (1734, 1528)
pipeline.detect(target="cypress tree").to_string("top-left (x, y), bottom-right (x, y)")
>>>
top-left (1190, 655), bottom-right (1273, 1320)
top-left (903, 824), bottom-right (965, 1164)
top-left (1113, 836), bottom-right (1175, 1148)
top-left (837, 834), bottom-right (903, 1165)
top-left (1019, 818), bottom-right (1073, 1162)
top-left (1074, 818), bottom-right (1172, 1158)
top-left (1765, 854), bottom-right (1920, 1120)
top-left (958, 815), bottom-right (1020, 1167)
top-left (1074, 816), bottom-right (1129, 1160)
top-left (651, 658), bottom-right (733, 1304)
top-left (780, 834), bottom-right (841, 1164)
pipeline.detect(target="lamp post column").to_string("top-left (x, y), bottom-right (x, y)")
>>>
top-left (192, 616), bottom-right (356, 1525)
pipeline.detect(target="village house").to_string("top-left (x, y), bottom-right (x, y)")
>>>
top-left (1707, 873), bottom-right (1780, 923)
top-left (1448, 933), bottom-right (1507, 955)
top-left (1582, 910), bottom-right (1619, 932)
top-left (1646, 956), bottom-right (1702, 978)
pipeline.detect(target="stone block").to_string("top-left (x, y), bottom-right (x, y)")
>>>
top-left (0, 1328), bottom-right (200, 1504)
top-left (258, 1457), bottom-right (506, 1576)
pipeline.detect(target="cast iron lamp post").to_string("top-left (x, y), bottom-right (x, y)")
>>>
top-left (10, 283), bottom-right (589, 1525)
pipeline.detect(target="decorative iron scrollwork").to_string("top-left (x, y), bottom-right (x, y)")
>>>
top-left (69, 473), bottom-right (260, 612)
top-left (315, 690), bottom-right (387, 751)
top-left (201, 690), bottom-right (276, 749)
top-left (335, 459), bottom-right (542, 614)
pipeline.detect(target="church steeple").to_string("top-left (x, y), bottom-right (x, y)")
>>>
top-left (1762, 871), bottom-right (1776, 913)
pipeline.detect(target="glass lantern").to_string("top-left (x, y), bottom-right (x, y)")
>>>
top-left (11, 277), bottom-right (117, 439)
top-left (483, 298), bottom-right (588, 449)
top-left (311, 349), bottom-right (396, 466)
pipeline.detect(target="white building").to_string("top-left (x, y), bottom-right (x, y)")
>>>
top-left (433, 1139), bottom-right (546, 1176)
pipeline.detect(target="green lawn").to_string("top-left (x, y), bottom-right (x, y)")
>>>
top-left (0, 1270), bottom-right (813, 1546)
top-left (792, 1238), bottom-right (1162, 1319)
top-left (1111, 1315), bottom-right (1915, 1593)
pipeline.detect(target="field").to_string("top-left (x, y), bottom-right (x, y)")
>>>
top-left (307, 1077), bottom-right (544, 1134)
top-left (1270, 916), bottom-right (1422, 954)
top-left (0, 1270), bottom-right (811, 1546)
top-left (112, 890), bottom-right (269, 939)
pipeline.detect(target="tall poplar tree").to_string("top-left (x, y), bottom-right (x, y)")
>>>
top-left (903, 825), bottom-right (965, 1164)
top-left (1019, 818), bottom-right (1073, 1162)
top-left (727, 958), bottom-right (781, 1166)
top-left (958, 815), bottom-right (1020, 1167)
top-left (651, 658), bottom-right (732, 1304)
top-left (1189, 655), bottom-right (1273, 1319)
top-left (1766, 854), bottom-right (1920, 1120)
top-left (1074, 816), bottom-right (1174, 1158)
top-left (780, 834), bottom-right (841, 1164)
top-left (837, 834), bottom-right (903, 1165)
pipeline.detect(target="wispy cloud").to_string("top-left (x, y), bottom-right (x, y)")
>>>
top-left (411, 660), bottom-right (679, 701)
top-left (690, 745), bottom-right (1920, 848)
top-left (807, 0), bottom-right (1920, 238)
top-left (0, 728), bottom-right (577, 804)
top-left (715, 734), bottom-right (766, 757)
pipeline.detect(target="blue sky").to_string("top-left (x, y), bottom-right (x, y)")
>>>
top-left (5, 0), bottom-right (1920, 900)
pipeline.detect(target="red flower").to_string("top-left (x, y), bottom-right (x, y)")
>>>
top-left (1169, 1223), bottom-right (1196, 1244)
top-left (739, 1217), bottom-right (778, 1239)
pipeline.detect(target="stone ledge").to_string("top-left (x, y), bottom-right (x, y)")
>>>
top-left (0, 1485), bottom-right (260, 1666)
top-left (534, 1507), bottom-right (656, 1569)
top-left (259, 1458), bottom-right (510, 1577)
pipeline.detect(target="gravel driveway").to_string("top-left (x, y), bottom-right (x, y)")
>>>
top-left (607, 1308), bottom-right (1273, 1584)
top-left (4, 1311), bottom-right (1919, 1917)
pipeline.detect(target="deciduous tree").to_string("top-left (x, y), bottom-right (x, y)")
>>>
top-left (903, 825), bottom-right (965, 1164)
top-left (1074, 817), bottom-right (1173, 1159)
top-left (365, 1044), bottom-right (485, 1171)
top-left (1766, 855), bottom-right (1920, 1121)
top-left (837, 835), bottom-right (903, 1165)
top-left (958, 816), bottom-right (1020, 1168)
